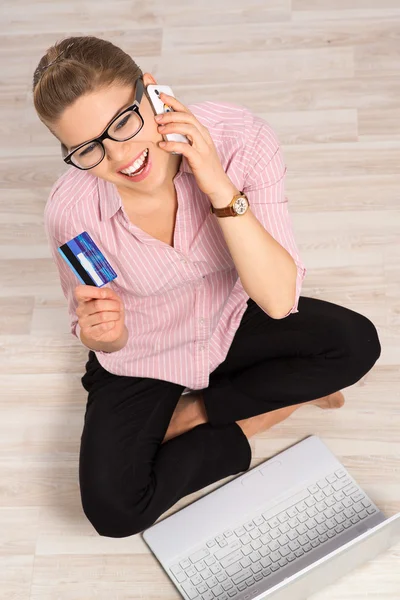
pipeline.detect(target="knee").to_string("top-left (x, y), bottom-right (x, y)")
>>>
top-left (340, 308), bottom-right (381, 373)
top-left (80, 483), bottom-right (153, 538)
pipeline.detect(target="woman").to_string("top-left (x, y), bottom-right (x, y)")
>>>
top-left (33, 36), bottom-right (381, 538)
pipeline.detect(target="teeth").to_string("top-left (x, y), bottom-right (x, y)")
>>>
top-left (121, 149), bottom-right (148, 175)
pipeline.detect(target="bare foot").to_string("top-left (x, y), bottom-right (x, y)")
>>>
top-left (162, 392), bottom-right (205, 444)
top-left (309, 391), bottom-right (345, 409)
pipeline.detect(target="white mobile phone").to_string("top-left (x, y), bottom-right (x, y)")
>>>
top-left (146, 84), bottom-right (190, 155)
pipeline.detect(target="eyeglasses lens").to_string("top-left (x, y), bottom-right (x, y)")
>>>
top-left (71, 110), bottom-right (142, 169)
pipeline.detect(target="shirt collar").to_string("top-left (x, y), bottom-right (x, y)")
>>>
top-left (99, 152), bottom-right (193, 221)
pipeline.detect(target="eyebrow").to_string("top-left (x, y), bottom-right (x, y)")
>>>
top-left (68, 100), bottom-right (133, 151)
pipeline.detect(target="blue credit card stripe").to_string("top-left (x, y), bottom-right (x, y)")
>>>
top-left (68, 233), bottom-right (117, 284)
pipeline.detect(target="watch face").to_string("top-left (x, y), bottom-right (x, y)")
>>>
top-left (234, 197), bottom-right (248, 214)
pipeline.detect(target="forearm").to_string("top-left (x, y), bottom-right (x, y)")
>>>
top-left (80, 324), bottom-right (129, 353)
top-left (209, 183), bottom-right (298, 319)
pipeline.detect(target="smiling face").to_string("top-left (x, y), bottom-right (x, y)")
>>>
top-left (50, 73), bottom-right (182, 206)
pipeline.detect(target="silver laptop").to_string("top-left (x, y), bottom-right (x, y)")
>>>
top-left (142, 435), bottom-right (400, 600)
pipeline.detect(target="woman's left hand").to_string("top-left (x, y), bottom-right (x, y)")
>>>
top-left (155, 92), bottom-right (234, 200)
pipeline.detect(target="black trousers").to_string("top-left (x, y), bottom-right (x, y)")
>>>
top-left (79, 296), bottom-right (381, 538)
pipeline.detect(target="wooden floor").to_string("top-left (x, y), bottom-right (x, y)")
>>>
top-left (1, 1), bottom-right (399, 598)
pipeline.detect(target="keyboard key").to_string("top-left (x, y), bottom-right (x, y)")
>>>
top-left (314, 491), bottom-right (325, 503)
top-left (342, 520), bottom-right (352, 529)
top-left (174, 571), bottom-right (187, 583)
top-left (259, 523), bottom-right (270, 535)
top-left (253, 516), bottom-right (265, 526)
top-left (344, 508), bottom-right (355, 519)
top-left (242, 544), bottom-right (252, 556)
top-left (289, 540), bottom-right (300, 551)
top-left (311, 539), bottom-right (320, 548)
top-left (197, 582), bottom-right (208, 593)
top-left (296, 524), bottom-right (308, 535)
top-left (262, 568), bottom-right (272, 576)
top-left (201, 591), bottom-right (214, 600)
top-left (319, 534), bottom-right (328, 543)
top-left (224, 530), bottom-right (234, 538)
top-left (207, 575), bottom-right (219, 588)
top-left (295, 548), bottom-right (304, 558)
top-left (307, 529), bottom-right (318, 541)
top-left (222, 580), bottom-right (234, 591)
top-left (215, 540), bottom-right (242, 561)
top-left (210, 564), bottom-right (222, 575)
top-left (279, 522), bottom-right (290, 534)
top-left (250, 529), bottom-right (261, 540)
top-left (359, 509), bottom-right (368, 519)
top-left (217, 572), bottom-right (228, 583)
top-left (334, 491), bottom-right (345, 502)
top-left (205, 556), bottom-right (216, 567)
top-left (327, 530), bottom-right (336, 538)
top-left (195, 560), bottom-right (206, 572)
top-left (333, 503), bottom-right (344, 514)
top-left (228, 590), bottom-right (238, 598)
top-left (220, 550), bottom-right (243, 570)
top-left (226, 562), bottom-right (241, 577)
top-left (180, 559), bottom-right (191, 570)
top-left (362, 498), bottom-right (371, 508)
top-left (190, 573), bottom-right (203, 586)
top-left (244, 521), bottom-right (255, 532)
top-left (298, 535), bottom-right (309, 546)
top-left (279, 557), bottom-right (288, 567)
top-left (245, 576), bottom-right (255, 587)
top-left (251, 539), bottom-right (261, 551)
top-left (335, 469), bottom-right (346, 478)
top-left (344, 485), bottom-right (358, 496)
top-left (278, 511), bottom-right (290, 523)
top-left (307, 484), bottom-right (319, 494)
top-left (287, 530), bottom-right (298, 541)
top-left (351, 515), bottom-right (360, 525)
top-left (326, 519), bottom-right (336, 530)
top-left (295, 501), bottom-right (308, 513)
top-left (353, 502), bottom-right (364, 513)
top-left (268, 540), bottom-right (280, 552)
top-left (254, 572), bottom-right (263, 582)
top-left (325, 496), bottom-right (336, 507)
top-left (189, 548), bottom-right (210, 564)
top-left (238, 583), bottom-right (247, 591)
top-left (251, 561), bottom-right (262, 574)
top-left (185, 566), bottom-right (197, 578)
top-left (180, 580), bottom-right (198, 599)
top-left (323, 485), bottom-right (335, 496)
top-left (287, 506), bottom-right (299, 518)
top-left (201, 568), bottom-right (212, 579)
top-left (335, 524), bottom-right (344, 534)
top-left (234, 526), bottom-right (246, 537)
top-left (267, 517), bottom-right (280, 529)
top-left (271, 563), bottom-right (280, 572)
top-left (240, 534), bottom-right (251, 545)
top-left (261, 556), bottom-right (272, 568)
top-left (303, 542), bottom-right (312, 552)
top-left (288, 517), bottom-right (300, 528)
top-left (249, 551), bottom-right (261, 563)
top-left (367, 506), bottom-right (377, 515)
top-left (306, 507), bottom-right (318, 518)
top-left (306, 518), bottom-right (317, 530)
top-left (240, 557), bottom-right (251, 568)
top-left (326, 473), bottom-right (337, 484)
top-left (207, 539), bottom-right (217, 548)
top-left (305, 497), bottom-right (316, 507)
top-left (317, 478), bottom-right (329, 489)
top-left (335, 513), bottom-right (345, 524)
top-left (280, 544), bottom-right (291, 557)
top-left (316, 524), bottom-right (328, 535)
top-left (287, 552), bottom-right (296, 562)
top-left (212, 584), bottom-right (225, 596)
top-left (232, 568), bottom-right (252, 585)
top-left (270, 528), bottom-right (281, 540)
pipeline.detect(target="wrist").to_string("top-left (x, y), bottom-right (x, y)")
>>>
top-left (208, 180), bottom-right (240, 209)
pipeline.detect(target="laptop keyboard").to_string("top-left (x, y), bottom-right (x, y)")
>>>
top-left (169, 468), bottom-right (379, 600)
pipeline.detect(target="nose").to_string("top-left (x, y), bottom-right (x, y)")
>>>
top-left (103, 138), bottom-right (129, 163)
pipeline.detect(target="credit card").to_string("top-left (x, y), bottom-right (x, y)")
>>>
top-left (58, 231), bottom-right (118, 287)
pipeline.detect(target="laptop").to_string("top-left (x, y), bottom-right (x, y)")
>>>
top-left (142, 435), bottom-right (400, 600)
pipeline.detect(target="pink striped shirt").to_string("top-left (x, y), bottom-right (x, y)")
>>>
top-left (44, 101), bottom-right (307, 391)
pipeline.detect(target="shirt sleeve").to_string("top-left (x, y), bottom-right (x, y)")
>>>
top-left (241, 112), bottom-right (307, 317)
top-left (44, 199), bottom-right (82, 343)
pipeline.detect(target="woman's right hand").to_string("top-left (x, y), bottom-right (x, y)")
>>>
top-left (74, 284), bottom-right (126, 344)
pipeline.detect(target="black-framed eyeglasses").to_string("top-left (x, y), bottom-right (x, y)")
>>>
top-left (61, 76), bottom-right (145, 170)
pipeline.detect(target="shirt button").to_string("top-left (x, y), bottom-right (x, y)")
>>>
top-left (199, 318), bottom-right (204, 324)
top-left (180, 258), bottom-right (187, 263)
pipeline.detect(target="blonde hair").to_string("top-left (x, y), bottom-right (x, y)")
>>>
top-left (32, 36), bottom-right (143, 125)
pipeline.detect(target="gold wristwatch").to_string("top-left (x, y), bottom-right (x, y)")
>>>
top-left (210, 191), bottom-right (250, 218)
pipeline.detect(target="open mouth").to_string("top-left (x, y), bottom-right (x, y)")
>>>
top-left (118, 148), bottom-right (150, 178)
